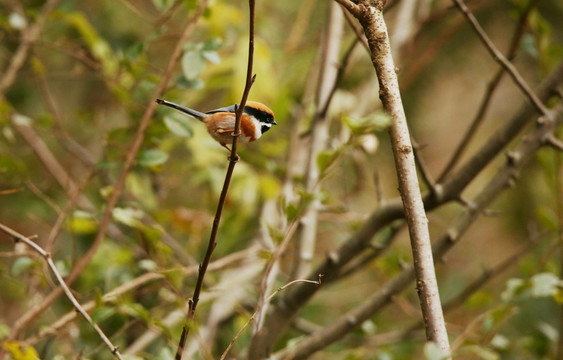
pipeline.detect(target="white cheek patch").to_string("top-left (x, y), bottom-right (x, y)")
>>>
top-left (252, 117), bottom-right (262, 140)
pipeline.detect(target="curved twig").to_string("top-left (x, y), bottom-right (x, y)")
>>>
top-left (0, 224), bottom-right (123, 359)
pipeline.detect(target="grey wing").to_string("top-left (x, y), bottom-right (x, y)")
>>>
top-left (205, 104), bottom-right (238, 114)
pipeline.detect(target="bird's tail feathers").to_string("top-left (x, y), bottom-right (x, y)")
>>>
top-left (156, 99), bottom-right (206, 121)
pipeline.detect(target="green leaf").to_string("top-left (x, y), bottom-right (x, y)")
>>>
top-left (152, 0), bottom-right (174, 11)
top-left (156, 347), bottom-right (174, 360)
top-left (257, 249), bottom-right (273, 260)
top-left (490, 334), bottom-right (510, 350)
top-left (8, 13), bottom-right (27, 30)
top-left (317, 150), bottom-right (338, 173)
top-left (501, 278), bottom-right (525, 302)
top-left (164, 114), bottom-right (193, 138)
top-left (530, 272), bottom-right (562, 297)
top-left (54, 260), bottom-right (69, 277)
top-left (342, 112), bottom-right (391, 135)
top-left (521, 33), bottom-right (539, 58)
top-left (66, 210), bottom-right (98, 235)
top-left (11, 257), bottom-right (34, 277)
top-left (182, 50), bottom-right (205, 80)
top-left (121, 303), bottom-right (151, 322)
top-left (126, 172), bottom-right (158, 210)
top-left (139, 259), bottom-right (158, 272)
top-left (461, 345), bottom-right (499, 360)
top-left (125, 42), bottom-right (146, 61)
top-left (60, 12), bottom-right (119, 77)
top-left (0, 323), bottom-right (10, 338)
top-left (92, 306), bottom-right (117, 323)
top-left (203, 37), bottom-right (223, 51)
top-left (113, 207), bottom-right (145, 228)
top-left (536, 206), bottom-right (558, 232)
top-left (202, 50), bottom-right (220, 64)
top-left (2, 341), bottom-right (39, 360)
top-left (284, 201), bottom-right (299, 222)
top-left (138, 149), bottom-right (169, 167)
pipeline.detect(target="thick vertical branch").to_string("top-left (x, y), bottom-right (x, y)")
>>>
top-left (354, 0), bottom-right (450, 354)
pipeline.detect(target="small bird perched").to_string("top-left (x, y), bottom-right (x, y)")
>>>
top-left (156, 99), bottom-right (276, 151)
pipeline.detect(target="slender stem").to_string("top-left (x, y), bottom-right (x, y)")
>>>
top-left (174, 1), bottom-right (256, 359)
top-left (451, 0), bottom-right (549, 117)
top-left (0, 224), bottom-right (123, 359)
top-left (438, 0), bottom-right (539, 181)
top-left (220, 278), bottom-right (320, 360)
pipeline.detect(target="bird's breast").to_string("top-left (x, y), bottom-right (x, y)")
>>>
top-left (205, 113), bottom-right (258, 144)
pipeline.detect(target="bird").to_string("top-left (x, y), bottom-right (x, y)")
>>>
top-left (156, 99), bottom-right (276, 152)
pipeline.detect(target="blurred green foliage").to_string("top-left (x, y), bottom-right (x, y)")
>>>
top-left (0, 0), bottom-right (562, 359)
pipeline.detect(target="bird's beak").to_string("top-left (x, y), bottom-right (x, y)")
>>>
top-left (273, 120), bottom-right (278, 125)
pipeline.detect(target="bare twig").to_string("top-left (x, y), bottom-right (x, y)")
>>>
top-left (411, 138), bottom-right (437, 193)
top-left (451, 0), bottom-right (549, 117)
top-left (26, 246), bottom-right (255, 347)
top-left (546, 135), bottom-right (563, 151)
top-left (341, 6), bottom-right (370, 52)
top-left (438, 0), bottom-right (539, 181)
top-left (0, 0), bottom-right (62, 97)
top-left (253, 217), bottom-right (300, 338)
top-left (35, 70), bottom-right (98, 169)
top-left (334, 0), bottom-right (360, 16)
top-left (12, 115), bottom-right (79, 195)
top-left (0, 223), bottom-right (123, 359)
top-left (174, 1), bottom-right (255, 358)
top-left (220, 278), bottom-right (321, 360)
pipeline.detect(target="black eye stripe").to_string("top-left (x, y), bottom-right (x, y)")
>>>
top-left (245, 106), bottom-right (275, 124)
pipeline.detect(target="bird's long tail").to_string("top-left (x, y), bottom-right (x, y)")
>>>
top-left (156, 99), bottom-right (206, 121)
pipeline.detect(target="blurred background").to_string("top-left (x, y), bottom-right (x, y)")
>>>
top-left (0, 0), bottom-right (562, 359)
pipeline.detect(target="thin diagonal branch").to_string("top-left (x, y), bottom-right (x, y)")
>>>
top-left (0, 0), bottom-right (61, 97)
top-left (174, 1), bottom-right (255, 358)
top-left (438, 0), bottom-right (539, 181)
top-left (220, 277), bottom-right (321, 360)
top-left (0, 223), bottom-right (123, 359)
top-left (334, 0), bottom-right (361, 16)
top-left (25, 246), bottom-right (254, 348)
top-left (451, 0), bottom-right (549, 117)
